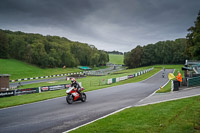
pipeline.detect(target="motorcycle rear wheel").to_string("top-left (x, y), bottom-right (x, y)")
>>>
top-left (66, 95), bottom-right (73, 104)
top-left (81, 93), bottom-right (86, 102)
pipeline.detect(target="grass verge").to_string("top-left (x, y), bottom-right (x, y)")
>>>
top-left (70, 95), bottom-right (200, 133)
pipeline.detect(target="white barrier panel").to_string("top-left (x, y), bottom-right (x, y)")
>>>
top-left (116, 77), bottom-right (120, 82)
top-left (119, 76), bottom-right (128, 81)
top-left (107, 79), bottom-right (112, 84)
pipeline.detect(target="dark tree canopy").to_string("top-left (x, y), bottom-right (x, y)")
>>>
top-left (186, 10), bottom-right (200, 60)
top-left (124, 39), bottom-right (187, 68)
top-left (0, 31), bottom-right (9, 58)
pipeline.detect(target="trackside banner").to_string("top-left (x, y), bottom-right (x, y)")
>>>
top-left (0, 90), bottom-right (15, 97)
top-left (15, 88), bottom-right (38, 95)
top-left (40, 84), bottom-right (70, 92)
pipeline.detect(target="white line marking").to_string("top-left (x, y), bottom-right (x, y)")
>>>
top-left (63, 106), bottom-right (132, 133)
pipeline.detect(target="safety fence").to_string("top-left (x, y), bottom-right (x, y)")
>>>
top-left (106, 68), bottom-right (153, 85)
top-left (0, 84), bottom-right (70, 98)
top-left (88, 68), bottom-right (154, 86)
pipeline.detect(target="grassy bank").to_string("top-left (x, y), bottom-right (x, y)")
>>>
top-left (0, 59), bottom-right (82, 80)
top-left (0, 67), bottom-right (160, 108)
top-left (70, 95), bottom-right (200, 133)
top-left (109, 54), bottom-right (124, 64)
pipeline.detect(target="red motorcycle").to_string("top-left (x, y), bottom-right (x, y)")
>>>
top-left (66, 87), bottom-right (86, 104)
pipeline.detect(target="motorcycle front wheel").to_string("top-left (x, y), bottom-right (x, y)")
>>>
top-left (81, 93), bottom-right (86, 102)
top-left (66, 95), bottom-right (73, 104)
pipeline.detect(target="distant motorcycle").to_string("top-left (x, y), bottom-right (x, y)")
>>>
top-left (66, 87), bottom-right (86, 104)
top-left (162, 73), bottom-right (165, 78)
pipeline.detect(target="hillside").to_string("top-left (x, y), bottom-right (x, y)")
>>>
top-left (0, 59), bottom-right (81, 80)
top-left (0, 29), bottom-right (109, 68)
top-left (109, 54), bottom-right (124, 65)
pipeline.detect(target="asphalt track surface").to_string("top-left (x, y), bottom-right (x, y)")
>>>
top-left (0, 69), bottom-right (173, 133)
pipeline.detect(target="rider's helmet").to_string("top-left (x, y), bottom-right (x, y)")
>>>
top-left (71, 78), bottom-right (76, 84)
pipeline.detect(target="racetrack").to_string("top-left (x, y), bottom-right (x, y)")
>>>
top-left (0, 69), bottom-right (173, 133)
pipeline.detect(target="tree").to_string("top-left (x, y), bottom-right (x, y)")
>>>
top-left (0, 31), bottom-right (9, 58)
top-left (124, 45), bottom-right (143, 68)
top-left (186, 10), bottom-right (200, 60)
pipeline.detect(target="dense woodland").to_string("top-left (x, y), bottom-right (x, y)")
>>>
top-left (107, 51), bottom-right (123, 55)
top-left (0, 30), bottom-right (109, 68)
top-left (124, 11), bottom-right (200, 68)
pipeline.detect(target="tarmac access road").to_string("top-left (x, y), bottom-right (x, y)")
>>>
top-left (0, 69), bottom-right (173, 133)
top-left (9, 76), bottom-right (66, 88)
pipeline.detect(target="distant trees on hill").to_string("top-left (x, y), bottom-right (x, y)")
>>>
top-left (0, 30), bottom-right (109, 68)
top-left (124, 39), bottom-right (187, 68)
top-left (107, 50), bottom-right (123, 55)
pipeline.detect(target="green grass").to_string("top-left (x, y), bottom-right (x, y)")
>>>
top-left (0, 67), bottom-right (160, 108)
top-left (0, 58), bottom-right (81, 80)
top-left (70, 95), bottom-right (200, 133)
top-left (109, 54), bottom-right (124, 64)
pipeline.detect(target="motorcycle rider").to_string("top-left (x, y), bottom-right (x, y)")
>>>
top-left (70, 78), bottom-right (82, 97)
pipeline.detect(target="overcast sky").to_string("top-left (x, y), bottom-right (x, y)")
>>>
top-left (0, 0), bottom-right (200, 52)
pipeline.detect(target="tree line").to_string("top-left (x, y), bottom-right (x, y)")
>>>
top-left (107, 50), bottom-right (123, 55)
top-left (0, 30), bottom-right (109, 68)
top-left (124, 39), bottom-right (187, 68)
top-left (124, 10), bottom-right (200, 68)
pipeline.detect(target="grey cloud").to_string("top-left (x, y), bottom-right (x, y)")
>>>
top-left (0, 0), bottom-right (200, 52)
